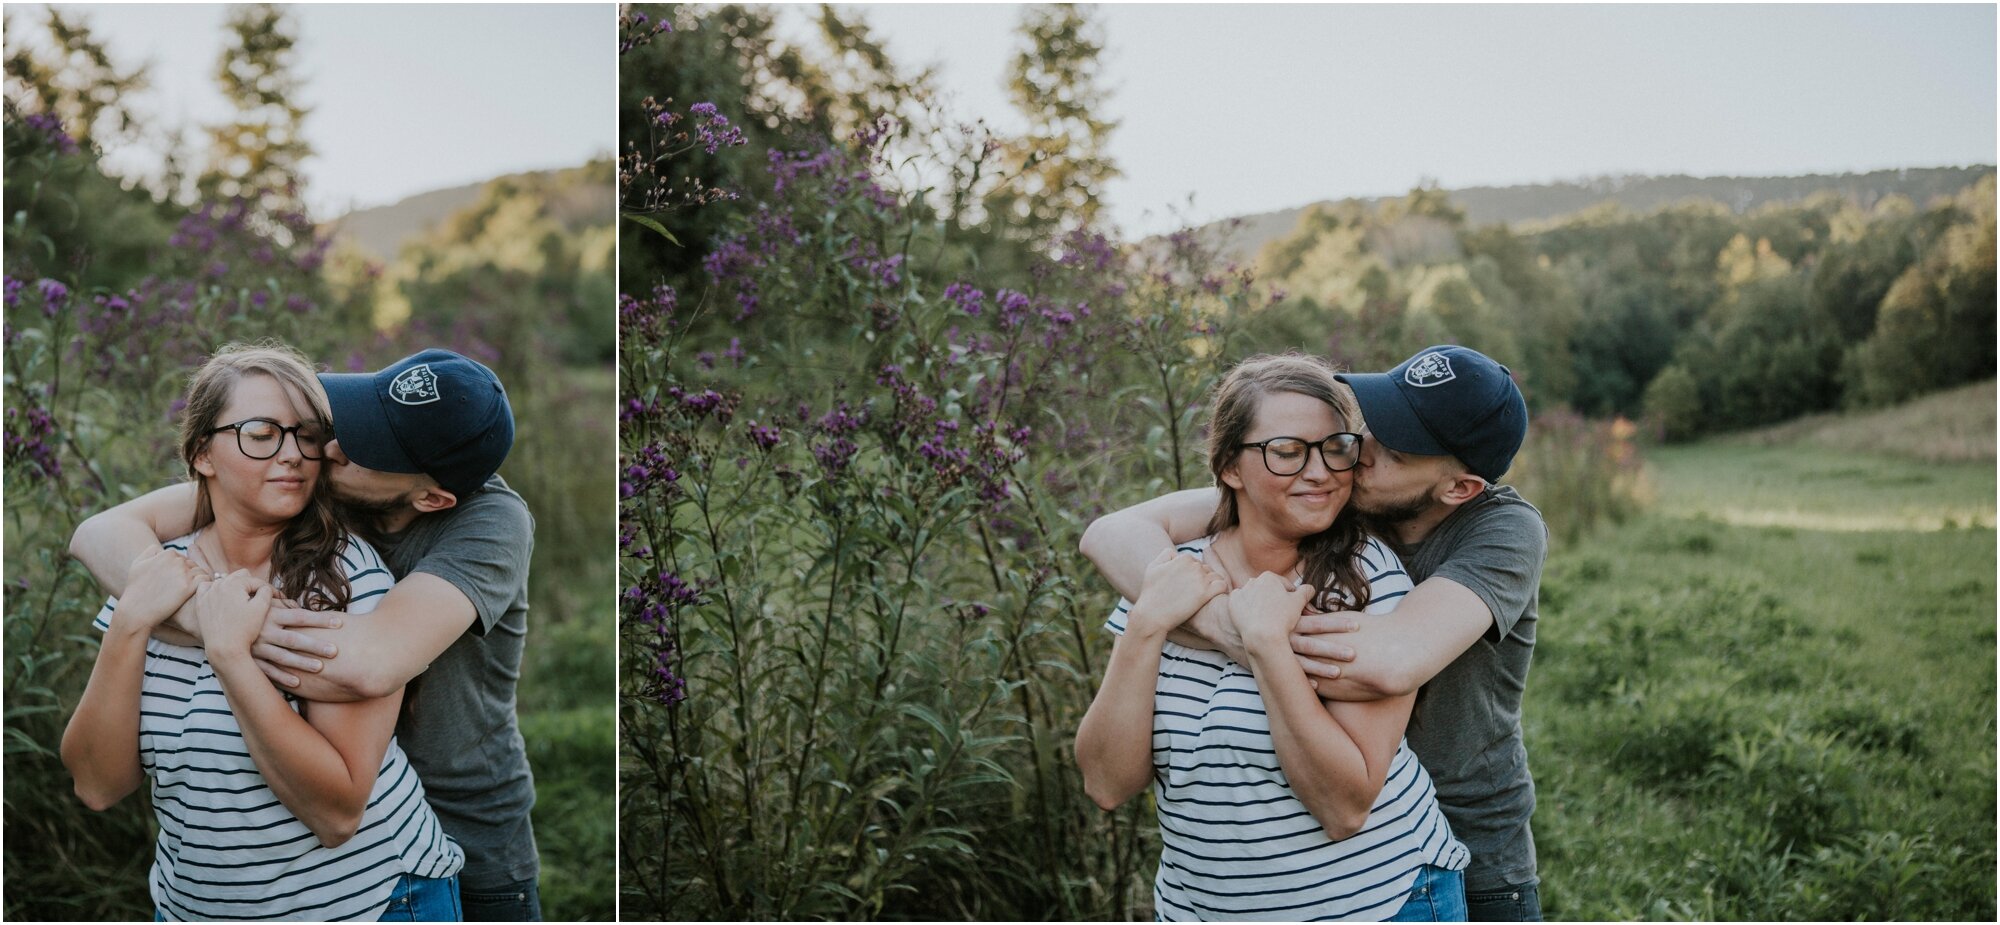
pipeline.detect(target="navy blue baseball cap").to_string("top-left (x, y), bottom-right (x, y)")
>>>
top-left (318, 349), bottom-right (514, 498)
top-left (1335, 345), bottom-right (1528, 482)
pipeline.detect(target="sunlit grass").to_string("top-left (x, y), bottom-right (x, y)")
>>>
top-left (1532, 392), bottom-right (1995, 920)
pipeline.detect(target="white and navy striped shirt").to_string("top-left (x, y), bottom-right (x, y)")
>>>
top-left (94, 532), bottom-right (464, 922)
top-left (1107, 535), bottom-right (1469, 922)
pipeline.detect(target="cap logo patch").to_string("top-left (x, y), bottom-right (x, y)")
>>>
top-left (1404, 352), bottom-right (1456, 388)
top-left (389, 364), bottom-right (442, 405)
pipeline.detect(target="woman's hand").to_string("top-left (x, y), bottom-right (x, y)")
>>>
top-left (193, 570), bottom-right (275, 659)
top-left (1228, 571), bottom-right (1316, 653)
top-left (112, 546), bottom-right (203, 633)
top-left (1125, 549), bottom-right (1230, 638)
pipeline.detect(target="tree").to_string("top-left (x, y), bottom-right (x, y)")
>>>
top-left (1, 8), bottom-right (149, 152)
top-left (988, 4), bottom-right (1119, 237)
top-left (201, 4), bottom-right (311, 228)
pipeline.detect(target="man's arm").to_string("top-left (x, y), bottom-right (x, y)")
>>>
top-left (1077, 487), bottom-right (1264, 656)
top-left (70, 483), bottom-right (206, 645)
top-left (271, 573), bottom-right (479, 702)
top-left (68, 482), bottom-right (337, 654)
top-left (1078, 487), bottom-right (1220, 599)
top-left (1305, 577), bottom-right (1493, 701)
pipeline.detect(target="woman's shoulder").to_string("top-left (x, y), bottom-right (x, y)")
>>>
top-left (1356, 533), bottom-right (1412, 614)
top-left (334, 533), bottom-right (388, 573)
top-left (1177, 535), bottom-right (1216, 559)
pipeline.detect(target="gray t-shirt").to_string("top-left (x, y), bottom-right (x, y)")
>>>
top-left (366, 475), bottom-right (538, 890)
top-left (1393, 483), bottom-right (1546, 893)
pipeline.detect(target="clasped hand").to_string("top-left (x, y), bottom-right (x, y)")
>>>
top-left (1226, 572), bottom-right (1318, 653)
top-left (114, 546), bottom-right (206, 631)
top-left (1125, 549), bottom-right (1230, 637)
top-left (192, 571), bottom-right (278, 657)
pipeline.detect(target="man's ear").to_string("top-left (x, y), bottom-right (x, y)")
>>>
top-left (1437, 472), bottom-right (1487, 507)
top-left (411, 486), bottom-right (459, 514)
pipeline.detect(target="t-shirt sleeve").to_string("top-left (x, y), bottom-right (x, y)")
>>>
top-left (1356, 536), bottom-right (1414, 616)
top-left (336, 536), bottom-right (396, 616)
top-left (1104, 597), bottom-right (1135, 636)
top-left (404, 491), bottom-right (534, 635)
top-left (1427, 502), bottom-right (1548, 640)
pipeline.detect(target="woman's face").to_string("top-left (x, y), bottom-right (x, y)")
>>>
top-left (192, 372), bottom-right (325, 526)
top-left (1220, 390), bottom-right (1352, 542)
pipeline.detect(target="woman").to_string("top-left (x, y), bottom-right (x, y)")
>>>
top-left (1076, 354), bottom-right (1468, 921)
top-left (61, 343), bottom-right (463, 921)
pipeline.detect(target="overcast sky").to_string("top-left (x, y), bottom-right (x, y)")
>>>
top-left (789, 3), bottom-right (1997, 237)
top-left (18, 3), bottom-right (614, 218)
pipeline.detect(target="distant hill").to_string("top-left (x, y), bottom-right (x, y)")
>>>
top-left (327, 166), bottom-right (613, 260)
top-left (1196, 166), bottom-right (1996, 264)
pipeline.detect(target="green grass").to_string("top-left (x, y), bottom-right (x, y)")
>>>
top-left (1530, 401), bottom-right (1995, 919)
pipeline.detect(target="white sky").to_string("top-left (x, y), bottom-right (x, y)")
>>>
top-left (11, 3), bottom-right (614, 218)
top-left (790, 2), bottom-right (1998, 237)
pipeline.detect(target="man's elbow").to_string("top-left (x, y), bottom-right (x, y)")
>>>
top-left (319, 662), bottom-right (404, 702)
top-left (1078, 517), bottom-right (1113, 567)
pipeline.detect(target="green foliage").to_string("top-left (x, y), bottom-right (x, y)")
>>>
top-left (1530, 420), bottom-right (1994, 920)
top-left (1242, 173), bottom-right (1995, 433)
top-left (1843, 176), bottom-right (1997, 408)
top-left (2, 7), bottom-right (148, 152)
top-left (1642, 364), bottom-right (1701, 441)
top-left (3, 51), bottom-right (612, 919)
top-left (201, 3), bottom-right (311, 218)
top-left (620, 64), bottom-right (1256, 920)
top-left (990, 4), bottom-right (1120, 235)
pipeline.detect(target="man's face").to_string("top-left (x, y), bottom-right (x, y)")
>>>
top-left (322, 437), bottom-right (431, 512)
top-left (1350, 424), bottom-right (1455, 523)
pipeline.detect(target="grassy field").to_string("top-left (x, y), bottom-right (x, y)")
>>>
top-left (1527, 391), bottom-right (1995, 919)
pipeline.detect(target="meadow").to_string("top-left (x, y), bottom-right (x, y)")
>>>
top-left (1528, 384), bottom-right (1995, 920)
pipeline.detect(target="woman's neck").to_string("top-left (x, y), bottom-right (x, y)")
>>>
top-left (1215, 522), bottom-right (1303, 585)
top-left (198, 504), bottom-right (286, 581)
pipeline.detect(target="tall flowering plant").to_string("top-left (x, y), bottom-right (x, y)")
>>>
top-left (619, 97), bottom-right (1270, 916)
top-left (0, 106), bottom-right (366, 919)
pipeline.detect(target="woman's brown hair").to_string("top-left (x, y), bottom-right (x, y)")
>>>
top-left (1203, 353), bottom-right (1372, 613)
top-left (178, 342), bottom-right (352, 611)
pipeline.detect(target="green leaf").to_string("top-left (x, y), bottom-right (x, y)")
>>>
top-left (621, 213), bottom-right (681, 246)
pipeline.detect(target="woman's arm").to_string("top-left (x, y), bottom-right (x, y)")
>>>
top-left (1232, 573), bottom-right (1414, 840)
top-left (1076, 550), bottom-right (1228, 810)
top-left (196, 573), bottom-right (400, 847)
top-left (61, 547), bottom-right (201, 810)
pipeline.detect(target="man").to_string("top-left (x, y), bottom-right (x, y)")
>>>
top-left (1080, 344), bottom-right (1548, 921)
top-left (70, 348), bottom-right (544, 921)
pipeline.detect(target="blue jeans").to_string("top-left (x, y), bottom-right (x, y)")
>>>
top-left (1466, 878), bottom-right (1542, 922)
top-left (460, 876), bottom-right (543, 922)
top-left (1387, 865), bottom-right (1469, 921)
top-left (379, 873), bottom-right (463, 921)
top-left (154, 873), bottom-right (462, 922)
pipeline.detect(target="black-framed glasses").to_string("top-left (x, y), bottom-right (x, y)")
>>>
top-left (209, 418), bottom-right (331, 460)
top-left (1238, 432), bottom-right (1363, 476)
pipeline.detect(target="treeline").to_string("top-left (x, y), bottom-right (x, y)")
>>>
top-left (1208, 166), bottom-right (1994, 261)
top-left (1236, 178), bottom-right (1996, 439)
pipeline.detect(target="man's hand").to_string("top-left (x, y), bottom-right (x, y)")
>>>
top-left (1293, 611), bottom-right (1362, 686)
top-left (254, 605), bottom-right (345, 688)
